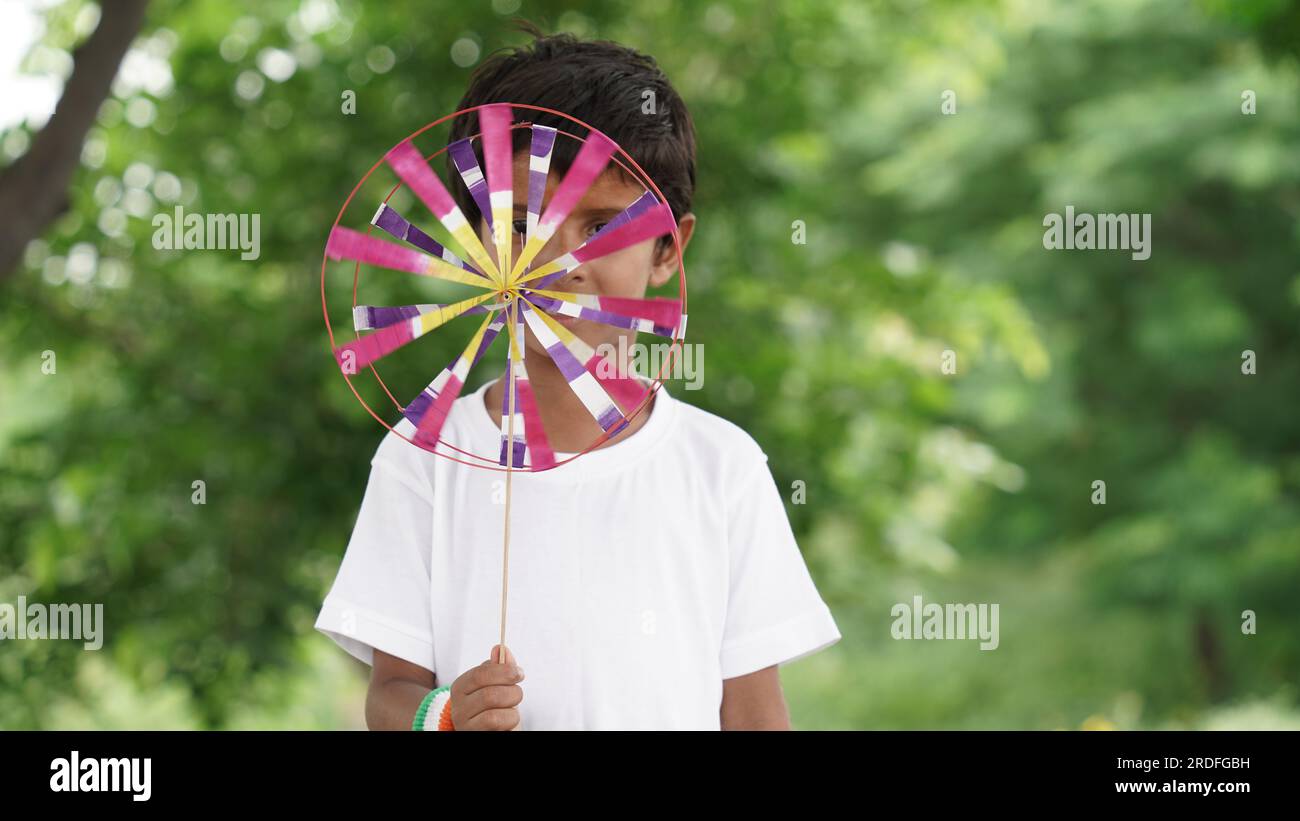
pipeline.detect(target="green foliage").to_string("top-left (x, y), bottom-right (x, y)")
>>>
top-left (2, 0), bottom-right (1297, 728)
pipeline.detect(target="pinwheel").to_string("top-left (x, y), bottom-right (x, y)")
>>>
top-left (320, 103), bottom-right (689, 655)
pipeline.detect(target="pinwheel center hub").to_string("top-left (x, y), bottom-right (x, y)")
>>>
top-left (491, 287), bottom-right (523, 312)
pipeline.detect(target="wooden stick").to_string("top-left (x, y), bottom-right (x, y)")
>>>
top-left (497, 297), bottom-right (518, 663)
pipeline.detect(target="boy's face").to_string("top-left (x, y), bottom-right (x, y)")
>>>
top-left (475, 151), bottom-right (695, 361)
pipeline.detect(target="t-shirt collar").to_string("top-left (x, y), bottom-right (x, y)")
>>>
top-left (463, 375), bottom-right (679, 482)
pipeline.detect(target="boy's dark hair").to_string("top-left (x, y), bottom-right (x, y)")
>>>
top-left (446, 23), bottom-right (696, 249)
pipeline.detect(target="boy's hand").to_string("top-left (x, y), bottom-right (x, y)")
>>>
top-left (449, 644), bottom-right (525, 731)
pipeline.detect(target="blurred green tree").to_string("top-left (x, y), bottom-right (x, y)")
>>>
top-left (1, 0), bottom-right (1296, 729)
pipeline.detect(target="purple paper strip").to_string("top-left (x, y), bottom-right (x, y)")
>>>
top-left (371, 203), bottom-right (480, 274)
top-left (449, 138), bottom-right (493, 230)
top-left (545, 340), bottom-right (586, 382)
top-left (527, 126), bottom-right (558, 233)
top-left (600, 190), bottom-right (658, 235)
top-left (528, 191), bottom-right (661, 291)
top-left (402, 318), bottom-right (504, 426)
top-left (596, 405), bottom-right (623, 431)
top-left (403, 223), bottom-right (465, 267)
top-left (404, 390), bottom-right (434, 423)
top-left (363, 302), bottom-right (492, 330)
top-left (522, 294), bottom-right (674, 336)
top-left (498, 438), bottom-right (526, 468)
top-left (372, 202), bottom-right (410, 237)
top-left (365, 304), bottom-right (423, 328)
top-left (530, 126), bottom-right (557, 160)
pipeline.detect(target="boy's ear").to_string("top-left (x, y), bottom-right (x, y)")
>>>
top-left (649, 212), bottom-right (695, 289)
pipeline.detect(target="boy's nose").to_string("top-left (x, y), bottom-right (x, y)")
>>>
top-left (547, 266), bottom-right (586, 292)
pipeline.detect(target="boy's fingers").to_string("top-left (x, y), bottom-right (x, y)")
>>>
top-left (462, 659), bottom-right (524, 695)
top-left (481, 645), bottom-right (522, 679)
top-left (464, 707), bottom-right (520, 732)
top-left (460, 684), bottom-right (524, 720)
top-left (501, 646), bottom-right (521, 677)
top-left (489, 644), bottom-right (516, 666)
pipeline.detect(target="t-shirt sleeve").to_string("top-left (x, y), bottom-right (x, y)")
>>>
top-left (719, 453), bottom-right (842, 680)
top-left (314, 452), bottom-right (437, 673)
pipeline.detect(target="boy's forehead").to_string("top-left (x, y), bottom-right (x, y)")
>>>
top-left (509, 150), bottom-right (644, 211)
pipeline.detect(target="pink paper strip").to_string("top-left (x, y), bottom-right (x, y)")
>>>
top-left (515, 202), bottom-right (677, 286)
top-left (413, 374), bottom-right (462, 448)
top-left (596, 296), bottom-right (681, 328)
top-left (524, 292), bottom-right (682, 332)
top-left (516, 376), bottom-right (555, 470)
top-left (336, 321), bottom-right (413, 372)
top-left (385, 140), bottom-right (456, 217)
top-left (327, 226), bottom-right (429, 275)
top-left (585, 354), bottom-right (647, 412)
top-left (403, 315), bottom-right (503, 427)
top-left (335, 293), bottom-right (492, 370)
top-left (536, 130), bottom-right (617, 235)
top-left (327, 226), bottom-right (490, 290)
top-left (480, 104), bottom-right (514, 201)
top-left (567, 201), bottom-right (676, 266)
top-left (510, 129), bottom-right (619, 280)
top-left (385, 139), bottom-right (501, 282)
top-left (525, 191), bottom-right (658, 290)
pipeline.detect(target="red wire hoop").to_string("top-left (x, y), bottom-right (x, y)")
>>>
top-left (319, 103), bottom-right (689, 472)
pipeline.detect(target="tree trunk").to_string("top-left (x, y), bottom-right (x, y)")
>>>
top-left (0, 0), bottom-right (150, 279)
top-left (1194, 607), bottom-right (1229, 703)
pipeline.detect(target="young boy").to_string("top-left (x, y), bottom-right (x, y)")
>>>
top-left (314, 27), bottom-right (840, 730)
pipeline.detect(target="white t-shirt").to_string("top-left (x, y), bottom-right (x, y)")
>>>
top-left (314, 377), bottom-right (841, 730)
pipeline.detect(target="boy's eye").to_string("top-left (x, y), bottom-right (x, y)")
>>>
top-left (586, 221), bottom-right (608, 237)
top-left (512, 218), bottom-right (528, 236)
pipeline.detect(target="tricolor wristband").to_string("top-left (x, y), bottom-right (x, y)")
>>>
top-left (412, 685), bottom-right (454, 731)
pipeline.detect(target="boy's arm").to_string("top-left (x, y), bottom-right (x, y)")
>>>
top-left (367, 649), bottom-right (437, 730)
top-left (366, 646), bottom-right (526, 731)
top-left (720, 665), bottom-right (791, 730)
